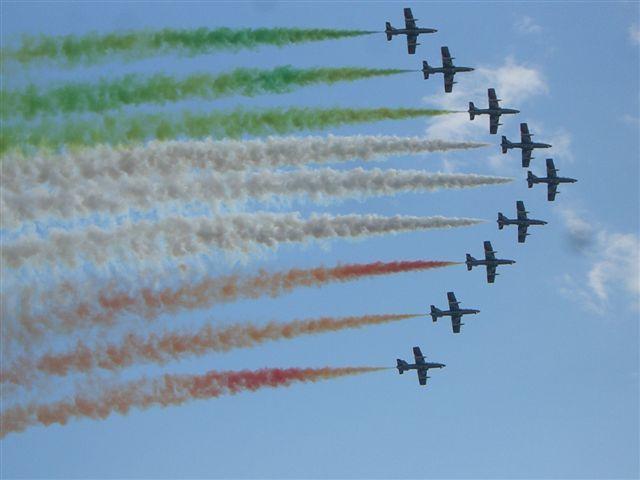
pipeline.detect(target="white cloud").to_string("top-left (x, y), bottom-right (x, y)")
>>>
top-left (621, 113), bottom-right (640, 126)
top-left (423, 56), bottom-right (548, 157)
top-left (629, 23), bottom-right (640, 45)
top-left (515, 16), bottom-right (542, 35)
top-left (558, 207), bottom-right (594, 252)
top-left (558, 209), bottom-right (640, 314)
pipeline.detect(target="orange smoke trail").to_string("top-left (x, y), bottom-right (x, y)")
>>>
top-left (19, 260), bottom-right (456, 338)
top-left (2, 314), bottom-right (419, 385)
top-left (0, 366), bottom-right (385, 437)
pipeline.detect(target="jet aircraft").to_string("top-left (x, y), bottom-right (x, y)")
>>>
top-left (527, 158), bottom-right (577, 201)
top-left (501, 123), bottom-right (552, 167)
top-left (468, 88), bottom-right (520, 134)
top-left (466, 241), bottom-right (516, 283)
top-left (385, 7), bottom-right (437, 54)
top-left (430, 291), bottom-right (480, 333)
top-left (498, 201), bottom-right (548, 243)
top-left (422, 46), bottom-right (474, 93)
top-left (396, 346), bottom-right (445, 386)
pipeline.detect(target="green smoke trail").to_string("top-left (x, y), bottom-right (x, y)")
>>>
top-left (0, 107), bottom-right (452, 154)
top-left (1, 67), bottom-right (411, 119)
top-left (2, 27), bottom-right (376, 65)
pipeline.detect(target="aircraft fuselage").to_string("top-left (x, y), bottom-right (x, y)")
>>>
top-left (388, 28), bottom-right (438, 36)
top-left (402, 362), bottom-right (445, 371)
top-left (531, 176), bottom-right (577, 185)
top-left (423, 65), bottom-right (474, 75)
top-left (468, 259), bottom-right (516, 267)
top-left (471, 107), bottom-right (520, 116)
top-left (505, 141), bottom-right (552, 150)
top-left (438, 308), bottom-right (480, 317)
top-left (499, 218), bottom-right (547, 227)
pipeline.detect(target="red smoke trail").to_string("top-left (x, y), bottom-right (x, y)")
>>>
top-left (0, 366), bottom-right (385, 437)
top-left (2, 314), bottom-right (419, 385)
top-left (18, 260), bottom-right (456, 338)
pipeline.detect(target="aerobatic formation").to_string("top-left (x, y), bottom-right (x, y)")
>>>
top-left (0, 6), bottom-right (578, 437)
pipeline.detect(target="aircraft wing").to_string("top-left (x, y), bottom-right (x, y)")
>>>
top-left (516, 201), bottom-right (528, 220)
top-left (441, 46), bottom-right (453, 67)
top-left (417, 369), bottom-right (428, 386)
top-left (546, 158), bottom-right (558, 178)
top-left (443, 72), bottom-right (454, 93)
top-left (520, 123), bottom-right (532, 143)
top-left (518, 224), bottom-right (529, 243)
top-left (404, 7), bottom-right (417, 29)
top-left (451, 314), bottom-right (462, 333)
top-left (413, 346), bottom-right (426, 365)
top-left (548, 183), bottom-right (558, 201)
top-left (489, 114), bottom-right (500, 134)
top-left (486, 264), bottom-right (496, 283)
top-left (447, 291), bottom-right (459, 311)
top-left (488, 88), bottom-right (500, 109)
top-left (522, 149), bottom-right (532, 168)
top-left (406, 34), bottom-right (418, 54)
top-left (484, 241), bottom-right (496, 261)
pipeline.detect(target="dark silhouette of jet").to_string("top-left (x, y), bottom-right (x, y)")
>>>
top-left (396, 346), bottom-right (445, 386)
top-left (430, 292), bottom-right (480, 333)
top-left (466, 241), bottom-right (516, 283)
top-left (385, 7), bottom-right (437, 54)
top-left (501, 123), bottom-right (552, 167)
top-left (469, 88), bottom-right (520, 134)
top-left (422, 46), bottom-right (474, 93)
top-left (498, 201), bottom-right (547, 243)
top-left (527, 158), bottom-right (577, 201)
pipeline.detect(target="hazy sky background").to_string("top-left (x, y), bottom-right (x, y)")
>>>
top-left (1, 1), bottom-right (638, 478)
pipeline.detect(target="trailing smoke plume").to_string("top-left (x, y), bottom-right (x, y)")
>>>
top-left (2, 27), bottom-right (375, 65)
top-left (0, 366), bottom-right (385, 437)
top-left (1, 135), bottom-right (488, 193)
top-left (2, 213), bottom-right (482, 269)
top-left (12, 260), bottom-right (456, 342)
top-left (2, 314), bottom-right (418, 385)
top-left (1, 168), bottom-right (512, 227)
top-left (0, 107), bottom-right (452, 154)
top-left (2, 67), bottom-right (411, 119)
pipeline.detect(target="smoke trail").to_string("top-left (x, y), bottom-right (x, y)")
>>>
top-left (2, 213), bottom-right (481, 270)
top-left (2, 67), bottom-right (411, 119)
top-left (2, 28), bottom-right (376, 65)
top-left (0, 107), bottom-right (452, 154)
top-left (1, 168), bottom-right (512, 227)
top-left (0, 366), bottom-right (384, 437)
top-left (2, 314), bottom-right (418, 385)
top-left (14, 260), bottom-right (456, 342)
top-left (1, 135), bottom-right (488, 193)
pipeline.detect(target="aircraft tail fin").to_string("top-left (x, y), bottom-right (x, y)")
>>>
top-left (527, 171), bottom-right (535, 188)
top-left (422, 60), bottom-right (430, 79)
top-left (468, 102), bottom-right (475, 120)
top-left (396, 359), bottom-right (408, 374)
top-left (497, 212), bottom-right (506, 229)
top-left (465, 254), bottom-right (474, 271)
top-left (501, 136), bottom-right (509, 153)
top-left (385, 22), bottom-right (393, 40)
top-left (430, 305), bottom-right (441, 322)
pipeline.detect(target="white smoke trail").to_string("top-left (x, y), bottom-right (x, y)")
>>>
top-left (0, 135), bottom-right (488, 194)
top-left (2, 213), bottom-right (483, 269)
top-left (1, 168), bottom-right (511, 227)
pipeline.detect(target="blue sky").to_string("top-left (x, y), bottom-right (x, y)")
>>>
top-left (1, 1), bottom-right (638, 478)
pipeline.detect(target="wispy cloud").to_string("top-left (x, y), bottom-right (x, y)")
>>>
top-left (629, 23), bottom-right (640, 45)
top-left (558, 208), bottom-right (640, 314)
top-left (515, 16), bottom-right (542, 35)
